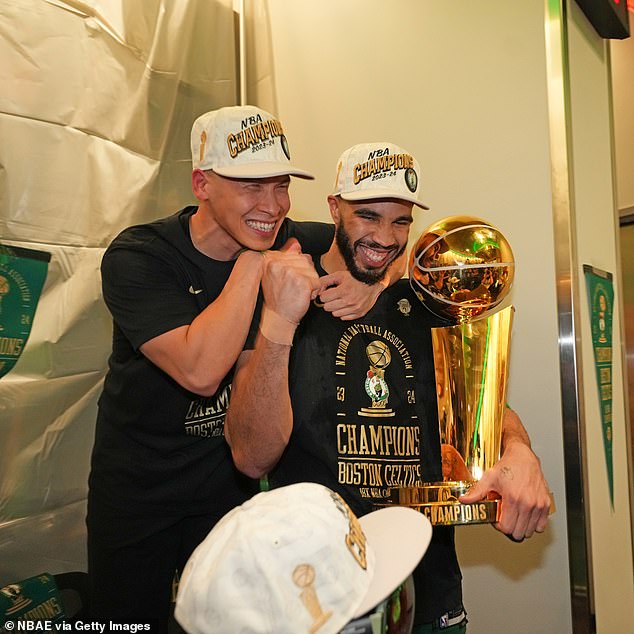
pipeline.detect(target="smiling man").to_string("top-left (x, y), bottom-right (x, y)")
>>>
top-left (329, 142), bottom-right (427, 285)
top-left (86, 107), bottom-right (390, 630)
top-left (225, 141), bottom-right (551, 633)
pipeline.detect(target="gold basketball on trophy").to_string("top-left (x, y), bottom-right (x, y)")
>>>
top-left (409, 216), bottom-right (515, 323)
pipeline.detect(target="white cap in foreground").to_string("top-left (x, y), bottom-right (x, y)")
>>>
top-left (175, 482), bottom-right (432, 634)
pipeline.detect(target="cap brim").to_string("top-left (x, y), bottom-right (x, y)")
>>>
top-left (340, 190), bottom-right (429, 210)
top-left (354, 506), bottom-right (432, 618)
top-left (213, 162), bottom-right (314, 180)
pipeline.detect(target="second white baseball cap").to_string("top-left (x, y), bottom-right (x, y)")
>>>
top-left (332, 142), bottom-right (429, 209)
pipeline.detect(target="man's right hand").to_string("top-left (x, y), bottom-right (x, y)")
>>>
top-left (262, 239), bottom-right (320, 325)
top-left (226, 240), bottom-right (315, 475)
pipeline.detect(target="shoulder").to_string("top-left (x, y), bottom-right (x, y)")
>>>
top-left (382, 279), bottom-right (450, 327)
top-left (110, 207), bottom-right (194, 242)
top-left (381, 278), bottom-right (415, 305)
top-left (273, 218), bottom-right (334, 251)
top-left (104, 207), bottom-right (195, 262)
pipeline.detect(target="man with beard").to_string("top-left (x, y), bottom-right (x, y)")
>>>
top-left (225, 142), bottom-right (551, 633)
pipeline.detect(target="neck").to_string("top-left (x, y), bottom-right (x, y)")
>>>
top-left (189, 206), bottom-right (242, 261)
top-left (320, 244), bottom-right (347, 275)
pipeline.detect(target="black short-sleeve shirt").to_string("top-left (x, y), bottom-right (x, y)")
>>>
top-left (88, 207), bottom-right (333, 539)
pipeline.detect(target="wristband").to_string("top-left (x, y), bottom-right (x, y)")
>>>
top-left (259, 306), bottom-right (298, 346)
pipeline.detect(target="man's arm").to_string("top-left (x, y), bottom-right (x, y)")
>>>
top-left (140, 250), bottom-right (264, 396)
top-left (315, 250), bottom-right (407, 320)
top-left (225, 341), bottom-right (293, 478)
top-left (225, 244), bottom-right (319, 477)
top-left (459, 407), bottom-right (551, 541)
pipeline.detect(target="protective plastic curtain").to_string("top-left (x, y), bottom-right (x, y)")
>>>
top-left (0, 0), bottom-right (237, 583)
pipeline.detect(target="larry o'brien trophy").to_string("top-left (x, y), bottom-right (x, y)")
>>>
top-left (387, 216), bottom-right (515, 526)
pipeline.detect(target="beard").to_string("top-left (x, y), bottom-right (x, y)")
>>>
top-left (335, 222), bottom-right (405, 285)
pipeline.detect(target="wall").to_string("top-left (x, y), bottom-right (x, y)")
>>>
top-left (252, 1), bottom-right (572, 631)
top-left (611, 32), bottom-right (634, 212)
top-left (611, 3), bottom-right (634, 573)
top-left (567, 1), bottom-right (634, 630)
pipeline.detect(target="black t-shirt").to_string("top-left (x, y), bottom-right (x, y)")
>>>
top-left (88, 207), bottom-right (333, 540)
top-left (269, 266), bottom-right (462, 623)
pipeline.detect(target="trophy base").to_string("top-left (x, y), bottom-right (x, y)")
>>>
top-left (379, 482), bottom-right (501, 526)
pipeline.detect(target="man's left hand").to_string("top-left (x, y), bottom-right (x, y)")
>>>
top-left (315, 271), bottom-right (386, 320)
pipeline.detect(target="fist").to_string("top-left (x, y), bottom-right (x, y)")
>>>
top-left (262, 247), bottom-right (319, 323)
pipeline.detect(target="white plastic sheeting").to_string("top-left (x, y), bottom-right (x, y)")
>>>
top-left (0, 0), bottom-right (237, 584)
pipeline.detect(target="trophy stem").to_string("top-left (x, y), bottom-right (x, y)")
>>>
top-left (470, 318), bottom-right (490, 457)
top-left (438, 307), bottom-right (514, 483)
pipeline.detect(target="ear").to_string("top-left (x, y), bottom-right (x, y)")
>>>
top-left (327, 195), bottom-right (341, 225)
top-left (192, 169), bottom-right (209, 201)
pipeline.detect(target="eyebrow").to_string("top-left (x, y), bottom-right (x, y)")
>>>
top-left (353, 207), bottom-right (381, 217)
top-left (234, 176), bottom-right (291, 185)
top-left (353, 208), bottom-right (413, 223)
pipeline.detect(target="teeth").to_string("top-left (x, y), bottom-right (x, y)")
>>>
top-left (359, 245), bottom-right (390, 264)
top-left (246, 220), bottom-right (275, 232)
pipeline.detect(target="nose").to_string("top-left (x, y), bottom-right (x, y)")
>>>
top-left (371, 221), bottom-right (397, 248)
top-left (258, 184), bottom-right (288, 215)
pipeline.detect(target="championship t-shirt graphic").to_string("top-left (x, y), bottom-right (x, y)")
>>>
top-left (334, 324), bottom-right (423, 503)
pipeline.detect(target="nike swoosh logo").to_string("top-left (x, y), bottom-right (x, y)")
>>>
top-left (188, 286), bottom-right (203, 295)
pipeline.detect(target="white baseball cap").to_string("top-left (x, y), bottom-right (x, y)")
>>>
top-left (175, 482), bottom-right (432, 634)
top-left (332, 142), bottom-right (429, 209)
top-left (191, 105), bottom-right (314, 179)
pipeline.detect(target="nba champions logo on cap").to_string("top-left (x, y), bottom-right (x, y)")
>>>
top-left (332, 142), bottom-right (428, 209)
top-left (353, 146), bottom-right (417, 192)
top-left (191, 105), bottom-right (314, 179)
top-left (226, 112), bottom-right (289, 159)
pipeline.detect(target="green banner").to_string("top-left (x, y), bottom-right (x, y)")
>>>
top-left (0, 244), bottom-right (51, 379)
top-left (0, 572), bottom-right (65, 624)
top-left (583, 264), bottom-right (614, 510)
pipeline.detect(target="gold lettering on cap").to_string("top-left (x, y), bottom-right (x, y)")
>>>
top-left (330, 492), bottom-right (368, 570)
top-left (226, 118), bottom-right (285, 158)
top-left (345, 513), bottom-right (367, 569)
top-left (352, 152), bottom-right (414, 185)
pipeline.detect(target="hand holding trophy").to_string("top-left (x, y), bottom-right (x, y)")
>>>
top-left (388, 216), bottom-right (515, 526)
